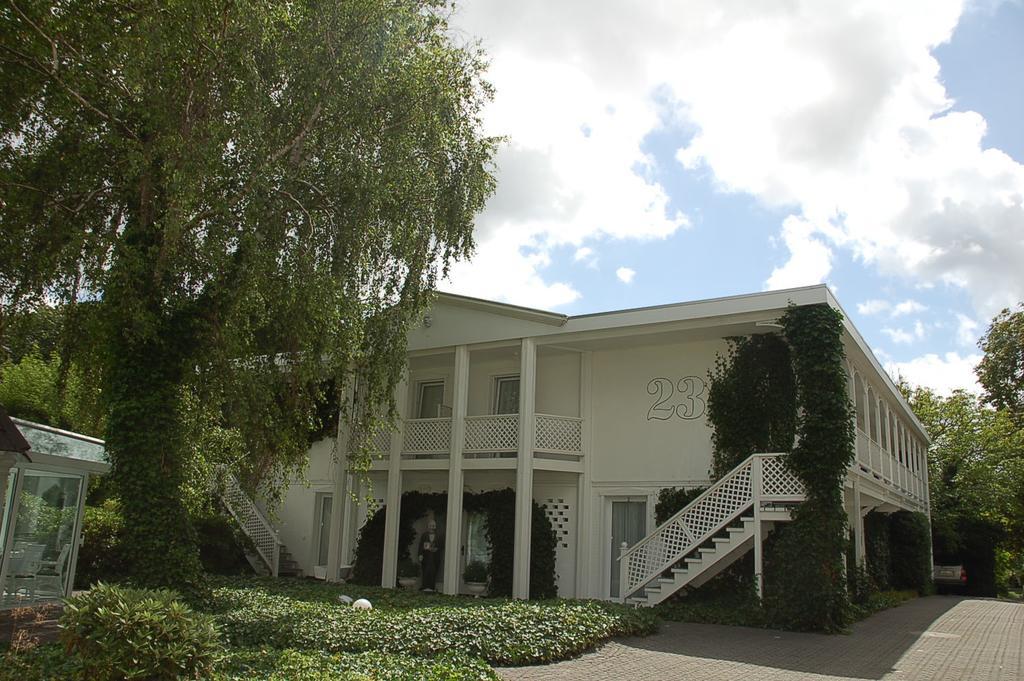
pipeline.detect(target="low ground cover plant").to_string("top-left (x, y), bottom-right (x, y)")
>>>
top-left (205, 576), bottom-right (658, 666)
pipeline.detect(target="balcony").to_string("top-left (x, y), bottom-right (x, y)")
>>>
top-left (371, 413), bottom-right (584, 459)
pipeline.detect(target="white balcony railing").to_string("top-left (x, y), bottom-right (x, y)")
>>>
top-left (534, 414), bottom-right (583, 455)
top-left (403, 417), bottom-right (452, 455)
top-left (464, 414), bottom-right (518, 453)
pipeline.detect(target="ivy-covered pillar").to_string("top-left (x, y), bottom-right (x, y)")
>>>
top-left (443, 345), bottom-right (470, 594)
top-left (381, 376), bottom-right (409, 588)
top-left (513, 337), bottom-right (537, 599)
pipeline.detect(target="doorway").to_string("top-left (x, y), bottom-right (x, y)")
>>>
top-left (608, 498), bottom-right (647, 598)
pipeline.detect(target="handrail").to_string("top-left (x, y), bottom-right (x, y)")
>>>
top-left (618, 453), bottom-right (800, 602)
top-left (219, 469), bottom-right (281, 577)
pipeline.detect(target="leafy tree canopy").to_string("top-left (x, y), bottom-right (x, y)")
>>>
top-left (902, 385), bottom-right (1023, 583)
top-left (1, 0), bottom-right (496, 589)
top-left (977, 304), bottom-right (1024, 425)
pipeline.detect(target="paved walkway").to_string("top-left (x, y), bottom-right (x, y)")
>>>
top-left (498, 597), bottom-right (1023, 681)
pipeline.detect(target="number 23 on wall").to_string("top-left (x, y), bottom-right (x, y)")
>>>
top-left (646, 376), bottom-right (708, 421)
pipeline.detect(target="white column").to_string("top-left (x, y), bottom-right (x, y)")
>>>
top-left (851, 477), bottom-right (865, 567)
top-left (576, 351), bottom-right (596, 598)
top-left (443, 345), bottom-right (469, 594)
top-left (752, 456), bottom-right (764, 599)
top-left (513, 337), bottom-right (537, 599)
top-left (381, 375), bottom-right (409, 588)
top-left (339, 472), bottom-right (358, 570)
top-left (326, 389), bottom-right (352, 582)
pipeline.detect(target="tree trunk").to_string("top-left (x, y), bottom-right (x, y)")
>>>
top-left (102, 172), bottom-right (204, 591)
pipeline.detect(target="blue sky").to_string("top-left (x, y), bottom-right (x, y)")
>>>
top-left (444, 1), bottom-right (1024, 394)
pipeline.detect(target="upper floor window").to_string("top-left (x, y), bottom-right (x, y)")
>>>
top-left (494, 376), bottom-right (520, 415)
top-left (417, 380), bottom-right (445, 419)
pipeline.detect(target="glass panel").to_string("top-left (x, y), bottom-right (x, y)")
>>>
top-left (465, 511), bottom-right (490, 566)
top-left (495, 377), bottom-right (520, 415)
top-left (317, 495), bottom-right (333, 566)
top-left (418, 382), bottom-right (445, 419)
top-left (14, 420), bottom-right (107, 465)
top-left (3, 470), bottom-right (82, 604)
top-left (609, 500), bottom-right (646, 598)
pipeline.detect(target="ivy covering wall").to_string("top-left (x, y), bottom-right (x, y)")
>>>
top-left (706, 334), bottom-right (796, 478)
top-left (351, 489), bottom-right (558, 599)
top-left (705, 303), bottom-right (856, 632)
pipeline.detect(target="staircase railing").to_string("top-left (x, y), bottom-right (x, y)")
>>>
top-left (219, 470), bottom-right (281, 577)
top-left (618, 453), bottom-right (802, 601)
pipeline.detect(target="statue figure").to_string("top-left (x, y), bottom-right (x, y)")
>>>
top-left (418, 518), bottom-right (443, 592)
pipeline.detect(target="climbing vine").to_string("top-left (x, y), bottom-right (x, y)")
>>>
top-left (351, 489), bottom-right (558, 599)
top-left (706, 334), bottom-right (797, 478)
top-left (763, 303), bottom-right (856, 632)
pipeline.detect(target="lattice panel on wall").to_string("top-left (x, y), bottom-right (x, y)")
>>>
top-left (463, 414), bottom-right (519, 452)
top-left (534, 415), bottom-right (583, 454)
top-left (541, 498), bottom-right (574, 550)
top-left (403, 418), bottom-right (451, 453)
top-left (760, 456), bottom-right (804, 498)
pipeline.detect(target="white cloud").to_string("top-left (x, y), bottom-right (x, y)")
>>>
top-left (858, 299), bottom-right (892, 316)
top-left (885, 351), bottom-right (981, 395)
top-left (955, 313), bottom-right (980, 347)
top-left (765, 216), bottom-right (833, 289)
top-left (892, 300), bottom-right (928, 317)
top-left (616, 267), bottom-right (636, 284)
top-left (446, 1), bottom-right (1024, 316)
top-left (573, 246), bottom-right (593, 262)
top-left (882, 327), bottom-right (915, 345)
top-left (881, 319), bottom-right (926, 344)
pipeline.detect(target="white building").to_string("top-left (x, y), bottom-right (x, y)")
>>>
top-left (239, 285), bottom-right (929, 604)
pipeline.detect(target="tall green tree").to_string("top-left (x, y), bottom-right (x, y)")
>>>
top-left (977, 304), bottom-right (1024, 426)
top-left (904, 386), bottom-right (1023, 590)
top-left (1, 0), bottom-right (496, 590)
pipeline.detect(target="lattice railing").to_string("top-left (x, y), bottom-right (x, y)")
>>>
top-left (619, 454), bottom-right (802, 601)
top-left (220, 471), bottom-right (280, 577)
top-left (760, 455), bottom-right (805, 498)
top-left (464, 414), bottom-right (518, 453)
top-left (534, 414), bottom-right (583, 454)
top-left (403, 418), bottom-right (451, 454)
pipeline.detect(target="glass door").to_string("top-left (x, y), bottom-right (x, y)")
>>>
top-left (2, 469), bottom-right (83, 604)
top-left (609, 499), bottom-right (646, 598)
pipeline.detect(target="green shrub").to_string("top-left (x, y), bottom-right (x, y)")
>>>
top-left (864, 511), bottom-right (892, 590)
top-left (655, 486), bottom-right (707, 524)
top-left (194, 512), bottom-right (255, 576)
top-left (74, 500), bottom-right (128, 589)
top-left (214, 648), bottom-right (498, 681)
top-left (397, 558), bottom-right (419, 579)
top-left (206, 578), bottom-right (657, 665)
top-left (463, 560), bottom-right (489, 583)
top-left (889, 511), bottom-right (932, 594)
top-left (60, 583), bottom-right (223, 680)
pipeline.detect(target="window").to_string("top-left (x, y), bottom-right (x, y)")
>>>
top-left (493, 376), bottom-right (520, 414)
top-left (417, 381), bottom-right (445, 419)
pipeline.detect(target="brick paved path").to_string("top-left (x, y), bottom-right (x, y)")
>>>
top-left (499, 597), bottom-right (1023, 681)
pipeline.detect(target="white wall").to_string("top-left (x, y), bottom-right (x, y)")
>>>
top-left (274, 437), bottom-right (336, 572)
top-left (590, 339), bottom-right (724, 486)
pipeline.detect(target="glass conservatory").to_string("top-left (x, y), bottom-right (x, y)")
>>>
top-left (0, 417), bottom-right (109, 608)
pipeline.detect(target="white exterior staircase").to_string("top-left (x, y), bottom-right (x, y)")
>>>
top-left (219, 470), bottom-right (301, 577)
top-left (619, 454), bottom-right (803, 606)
